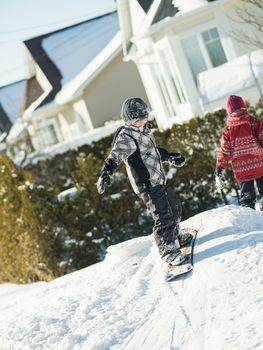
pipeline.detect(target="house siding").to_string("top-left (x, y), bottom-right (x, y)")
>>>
top-left (83, 51), bottom-right (149, 128)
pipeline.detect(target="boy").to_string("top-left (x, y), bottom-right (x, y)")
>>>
top-left (215, 95), bottom-right (263, 209)
top-left (97, 97), bottom-right (192, 266)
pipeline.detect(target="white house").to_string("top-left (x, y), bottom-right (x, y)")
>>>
top-left (116, 0), bottom-right (263, 129)
top-left (6, 11), bottom-right (148, 157)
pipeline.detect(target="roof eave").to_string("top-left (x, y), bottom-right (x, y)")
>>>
top-left (133, 0), bottom-right (228, 41)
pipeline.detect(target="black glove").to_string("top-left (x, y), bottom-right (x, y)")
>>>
top-left (97, 170), bottom-right (111, 194)
top-left (169, 153), bottom-right (186, 167)
top-left (215, 167), bottom-right (226, 190)
top-left (97, 158), bottom-right (117, 194)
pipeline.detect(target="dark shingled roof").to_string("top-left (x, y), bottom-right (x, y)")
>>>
top-left (137, 0), bottom-right (154, 13)
top-left (24, 36), bottom-right (63, 108)
top-left (152, 0), bottom-right (179, 24)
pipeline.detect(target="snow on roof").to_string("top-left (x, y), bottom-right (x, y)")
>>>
top-left (41, 11), bottom-right (119, 87)
top-left (1, 205), bottom-right (263, 349)
top-left (0, 80), bottom-right (26, 124)
top-left (198, 49), bottom-right (263, 105)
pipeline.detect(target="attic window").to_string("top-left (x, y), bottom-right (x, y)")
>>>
top-left (137, 0), bottom-right (154, 13)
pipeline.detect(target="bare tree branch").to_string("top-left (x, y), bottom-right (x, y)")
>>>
top-left (232, 0), bottom-right (263, 49)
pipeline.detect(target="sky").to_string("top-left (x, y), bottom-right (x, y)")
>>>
top-left (0, 204), bottom-right (263, 349)
top-left (0, 0), bottom-right (116, 87)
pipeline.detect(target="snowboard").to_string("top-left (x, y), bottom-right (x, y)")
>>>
top-left (165, 228), bottom-right (198, 282)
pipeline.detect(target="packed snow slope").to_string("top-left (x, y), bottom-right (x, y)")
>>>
top-left (0, 205), bottom-right (263, 350)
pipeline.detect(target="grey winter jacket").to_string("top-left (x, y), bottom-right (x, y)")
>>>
top-left (105, 122), bottom-right (169, 194)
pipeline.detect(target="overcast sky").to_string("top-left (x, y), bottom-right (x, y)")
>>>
top-left (0, 0), bottom-right (116, 87)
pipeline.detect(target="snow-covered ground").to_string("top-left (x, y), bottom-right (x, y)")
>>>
top-left (1, 205), bottom-right (263, 350)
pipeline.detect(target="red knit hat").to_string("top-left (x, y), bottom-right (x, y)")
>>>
top-left (226, 95), bottom-right (246, 115)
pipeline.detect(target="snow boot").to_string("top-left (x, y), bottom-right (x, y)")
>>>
top-left (178, 232), bottom-right (193, 247)
top-left (240, 192), bottom-right (256, 209)
top-left (258, 197), bottom-right (263, 211)
top-left (162, 249), bottom-right (188, 266)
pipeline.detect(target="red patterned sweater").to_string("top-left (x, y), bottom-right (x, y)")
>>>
top-left (216, 114), bottom-right (263, 182)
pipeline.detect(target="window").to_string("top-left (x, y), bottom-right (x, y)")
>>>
top-left (159, 48), bottom-right (186, 104)
top-left (35, 119), bottom-right (60, 148)
top-left (202, 28), bottom-right (227, 67)
top-left (181, 35), bottom-right (207, 84)
top-left (47, 124), bottom-right (59, 144)
top-left (181, 27), bottom-right (227, 84)
top-left (153, 63), bottom-right (177, 117)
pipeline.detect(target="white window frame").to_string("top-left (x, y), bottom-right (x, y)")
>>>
top-left (178, 21), bottom-right (229, 75)
top-left (33, 117), bottom-right (62, 149)
top-left (154, 37), bottom-right (188, 119)
top-left (151, 62), bottom-right (176, 118)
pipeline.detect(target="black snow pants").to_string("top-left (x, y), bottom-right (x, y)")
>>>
top-left (138, 184), bottom-right (182, 258)
top-left (240, 176), bottom-right (263, 209)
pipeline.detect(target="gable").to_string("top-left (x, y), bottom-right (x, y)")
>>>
top-left (137, 0), bottom-right (154, 12)
top-left (24, 11), bottom-right (119, 109)
top-left (152, 0), bottom-right (179, 24)
top-left (23, 78), bottom-right (44, 111)
top-left (41, 12), bottom-right (119, 86)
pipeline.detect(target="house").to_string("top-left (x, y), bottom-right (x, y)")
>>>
top-left (116, 0), bottom-right (263, 129)
top-left (0, 104), bottom-right (12, 135)
top-left (7, 10), bottom-right (148, 156)
top-left (0, 80), bottom-right (27, 133)
top-left (0, 80), bottom-right (27, 152)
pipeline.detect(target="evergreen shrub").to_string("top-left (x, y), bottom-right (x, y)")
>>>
top-left (0, 156), bottom-right (64, 283)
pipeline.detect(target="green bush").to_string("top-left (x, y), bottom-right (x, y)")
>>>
top-left (0, 156), bottom-right (64, 283)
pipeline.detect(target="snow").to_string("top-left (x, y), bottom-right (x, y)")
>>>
top-left (57, 187), bottom-right (78, 202)
top-left (1, 205), bottom-right (263, 350)
top-left (0, 80), bottom-right (26, 124)
top-left (198, 49), bottom-right (263, 105)
top-left (41, 12), bottom-right (119, 86)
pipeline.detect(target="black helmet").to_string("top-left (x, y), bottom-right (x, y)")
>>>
top-left (121, 98), bottom-right (149, 124)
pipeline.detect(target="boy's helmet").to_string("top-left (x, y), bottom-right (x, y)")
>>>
top-left (226, 95), bottom-right (246, 115)
top-left (121, 98), bottom-right (149, 124)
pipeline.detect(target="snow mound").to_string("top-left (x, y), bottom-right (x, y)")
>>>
top-left (106, 235), bottom-right (154, 263)
top-left (0, 205), bottom-right (263, 350)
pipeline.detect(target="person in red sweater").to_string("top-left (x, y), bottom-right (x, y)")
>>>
top-left (215, 95), bottom-right (263, 209)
